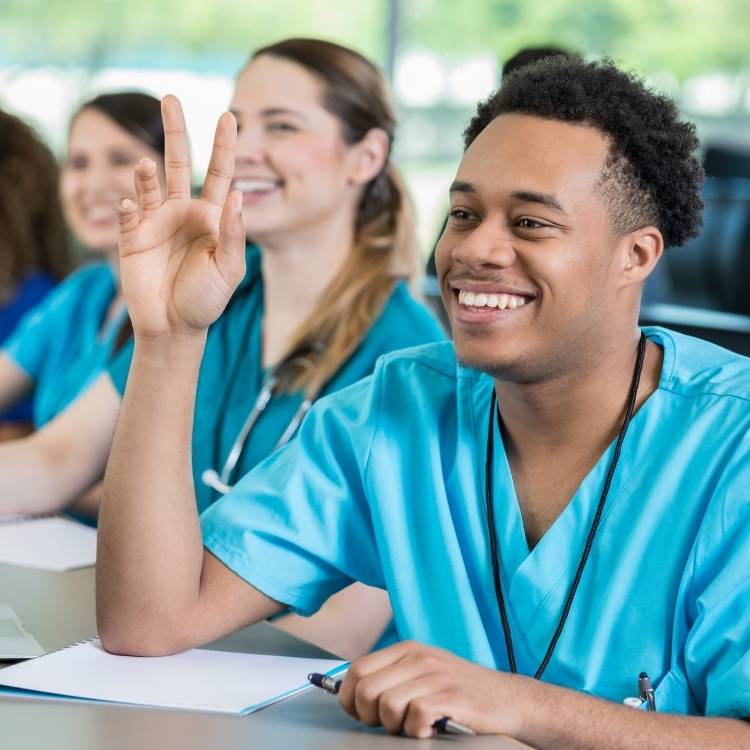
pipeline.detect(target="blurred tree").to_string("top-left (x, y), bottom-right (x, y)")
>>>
top-left (1, 0), bottom-right (748, 78)
top-left (0, 0), bottom-right (383, 72)
top-left (401, 0), bottom-right (750, 78)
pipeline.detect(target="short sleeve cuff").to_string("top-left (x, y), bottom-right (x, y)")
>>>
top-left (202, 530), bottom-right (325, 618)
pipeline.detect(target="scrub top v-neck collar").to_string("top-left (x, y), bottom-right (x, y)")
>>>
top-left (474, 329), bottom-right (671, 671)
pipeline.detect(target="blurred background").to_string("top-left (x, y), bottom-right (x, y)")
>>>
top-left (2, 0), bottom-right (750, 329)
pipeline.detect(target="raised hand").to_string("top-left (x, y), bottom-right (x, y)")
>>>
top-left (117, 96), bottom-right (246, 339)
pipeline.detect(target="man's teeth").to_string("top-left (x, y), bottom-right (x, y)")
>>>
top-left (233, 179), bottom-right (279, 193)
top-left (457, 290), bottom-right (528, 309)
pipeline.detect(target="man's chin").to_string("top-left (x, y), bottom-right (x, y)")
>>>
top-left (456, 351), bottom-right (519, 380)
top-left (455, 344), bottom-right (545, 384)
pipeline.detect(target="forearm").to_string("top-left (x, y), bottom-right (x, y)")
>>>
top-left (516, 679), bottom-right (750, 750)
top-left (0, 433), bottom-right (97, 515)
top-left (97, 333), bottom-right (208, 646)
top-left (0, 376), bottom-right (118, 516)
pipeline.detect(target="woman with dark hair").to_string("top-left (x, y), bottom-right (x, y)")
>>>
top-left (0, 39), bottom-right (443, 656)
top-left (0, 92), bottom-right (164, 429)
top-left (0, 109), bottom-right (71, 438)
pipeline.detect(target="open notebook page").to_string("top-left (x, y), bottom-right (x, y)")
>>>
top-left (0, 639), bottom-right (347, 715)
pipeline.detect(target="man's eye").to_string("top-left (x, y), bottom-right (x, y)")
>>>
top-left (517, 218), bottom-right (547, 229)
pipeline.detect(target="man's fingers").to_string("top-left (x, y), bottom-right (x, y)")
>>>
top-left (134, 158), bottom-right (162, 213)
top-left (339, 642), bottom-right (428, 723)
top-left (403, 691), bottom-right (455, 739)
top-left (162, 95), bottom-right (192, 199)
top-left (201, 111), bottom-right (237, 206)
top-left (215, 190), bottom-right (246, 289)
top-left (378, 676), bottom-right (446, 735)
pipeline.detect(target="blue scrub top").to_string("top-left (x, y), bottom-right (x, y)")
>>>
top-left (0, 271), bottom-right (57, 422)
top-left (2, 263), bottom-right (125, 428)
top-left (108, 245), bottom-right (446, 514)
top-left (201, 327), bottom-right (750, 718)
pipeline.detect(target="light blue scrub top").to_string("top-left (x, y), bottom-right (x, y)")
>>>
top-left (201, 327), bottom-right (750, 718)
top-left (0, 271), bottom-right (57, 422)
top-left (108, 246), bottom-right (446, 514)
top-left (2, 262), bottom-right (124, 428)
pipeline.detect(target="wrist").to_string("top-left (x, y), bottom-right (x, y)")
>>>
top-left (501, 674), bottom-right (546, 739)
top-left (132, 330), bottom-right (208, 370)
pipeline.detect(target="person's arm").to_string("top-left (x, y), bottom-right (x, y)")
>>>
top-left (0, 373), bottom-right (120, 515)
top-left (338, 641), bottom-right (750, 746)
top-left (96, 96), bottom-right (279, 655)
top-left (0, 352), bottom-right (34, 411)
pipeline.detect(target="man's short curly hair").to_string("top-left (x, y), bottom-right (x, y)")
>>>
top-left (463, 57), bottom-right (704, 248)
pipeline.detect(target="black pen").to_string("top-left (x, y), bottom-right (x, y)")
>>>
top-left (307, 673), bottom-right (476, 736)
top-left (308, 671), bottom-right (342, 694)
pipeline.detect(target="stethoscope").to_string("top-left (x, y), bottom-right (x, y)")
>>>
top-left (201, 350), bottom-right (319, 495)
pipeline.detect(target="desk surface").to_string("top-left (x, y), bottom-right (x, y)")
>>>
top-left (0, 564), bottom-right (532, 750)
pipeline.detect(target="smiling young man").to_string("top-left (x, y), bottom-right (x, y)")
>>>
top-left (99, 57), bottom-right (750, 747)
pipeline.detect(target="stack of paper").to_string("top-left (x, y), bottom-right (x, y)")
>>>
top-left (0, 639), bottom-right (347, 715)
top-left (0, 516), bottom-right (97, 571)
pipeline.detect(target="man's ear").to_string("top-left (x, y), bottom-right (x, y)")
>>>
top-left (348, 128), bottom-right (389, 186)
top-left (619, 225), bottom-right (664, 287)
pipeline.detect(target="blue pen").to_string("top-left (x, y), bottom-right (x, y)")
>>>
top-left (307, 673), bottom-right (476, 736)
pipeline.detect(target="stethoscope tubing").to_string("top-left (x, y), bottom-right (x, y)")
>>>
top-left (203, 353), bottom-right (318, 495)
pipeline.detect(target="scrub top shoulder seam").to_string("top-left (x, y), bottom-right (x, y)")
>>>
top-left (655, 383), bottom-right (750, 406)
top-left (362, 364), bottom-right (385, 487)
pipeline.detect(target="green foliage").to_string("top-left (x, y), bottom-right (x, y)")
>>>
top-left (401, 0), bottom-right (750, 78)
top-left (0, 0), bottom-right (383, 71)
top-left (0, 0), bottom-right (748, 78)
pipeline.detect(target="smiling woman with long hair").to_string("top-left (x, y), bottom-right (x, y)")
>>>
top-left (0, 38), bottom-right (444, 657)
top-left (0, 109), bottom-right (70, 438)
top-left (0, 93), bottom-right (164, 432)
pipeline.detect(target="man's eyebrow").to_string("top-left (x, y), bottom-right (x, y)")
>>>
top-left (512, 190), bottom-right (565, 213)
top-left (449, 180), bottom-right (476, 194)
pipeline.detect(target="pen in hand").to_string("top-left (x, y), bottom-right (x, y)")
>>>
top-left (307, 673), bottom-right (476, 736)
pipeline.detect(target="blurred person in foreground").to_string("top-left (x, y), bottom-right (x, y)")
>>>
top-left (0, 109), bottom-right (71, 439)
top-left (98, 56), bottom-right (750, 746)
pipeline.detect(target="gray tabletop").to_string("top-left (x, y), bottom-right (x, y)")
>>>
top-left (0, 564), bottom-right (532, 749)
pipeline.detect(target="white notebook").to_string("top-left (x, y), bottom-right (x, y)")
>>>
top-left (0, 515), bottom-right (97, 571)
top-left (0, 638), bottom-right (346, 715)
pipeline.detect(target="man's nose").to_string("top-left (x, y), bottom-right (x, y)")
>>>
top-left (449, 220), bottom-right (518, 271)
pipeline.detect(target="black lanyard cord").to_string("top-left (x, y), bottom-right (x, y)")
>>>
top-left (485, 332), bottom-right (647, 680)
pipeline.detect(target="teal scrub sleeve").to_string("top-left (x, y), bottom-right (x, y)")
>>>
top-left (200, 374), bottom-right (385, 617)
top-left (2, 288), bottom-right (61, 378)
top-left (107, 337), bottom-right (134, 396)
top-left (668, 436), bottom-right (750, 718)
